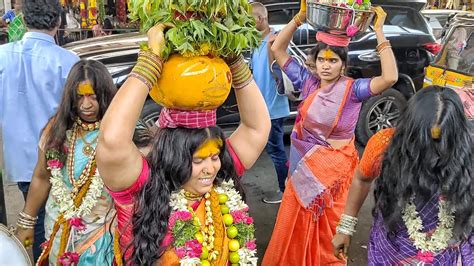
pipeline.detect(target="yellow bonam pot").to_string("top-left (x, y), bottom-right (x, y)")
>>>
top-left (149, 54), bottom-right (232, 110)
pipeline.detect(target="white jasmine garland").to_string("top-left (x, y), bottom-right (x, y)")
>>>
top-left (49, 165), bottom-right (103, 220)
top-left (238, 247), bottom-right (258, 266)
top-left (402, 200), bottom-right (455, 253)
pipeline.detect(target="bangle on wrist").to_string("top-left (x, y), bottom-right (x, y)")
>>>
top-left (293, 14), bottom-right (302, 28)
top-left (376, 40), bottom-right (391, 52)
top-left (130, 49), bottom-right (164, 91)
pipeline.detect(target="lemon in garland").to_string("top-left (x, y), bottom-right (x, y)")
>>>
top-left (227, 226), bottom-right (238, 239)
top-left (218, 193), bottom-right (229, 204)
top-left (229, 252), bottom-right (240, 264)
top-left (195, 232), bottom-right (204, 243)
top-left (220, 204), bottom-right (230, 214)
top-left (222, 213), bottom-right (234, 226)
top-left (201, 260), bottom-right (211, 266)
top-left (201, 246), bottom-right (209, 260)
top-left (228, 239), bottom-right (240, 252)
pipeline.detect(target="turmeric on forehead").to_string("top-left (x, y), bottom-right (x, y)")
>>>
top-left (194, 139), bottom-right (223, 158)
top-left (322, 49), bottom-right (337, 59)
top-left (77, 81), bottom-right (95, 95)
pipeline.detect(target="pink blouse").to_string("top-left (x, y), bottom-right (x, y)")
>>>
top-left (107, 140), bottom-right (245, 262)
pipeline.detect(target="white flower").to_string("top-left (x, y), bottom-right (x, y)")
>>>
top-left (238, 248), bottom-right (258, 266)
top-left (402, 201), bottom-right (455, 253)
top-left (179, 257), bottom-right (200, 266)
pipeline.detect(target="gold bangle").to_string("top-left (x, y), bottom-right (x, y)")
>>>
top-left (376, 40), bottom-right (391, 52)
top-left (293, 14), bottom-right (302, 27)
top-left (378, 46), bottom-right (392, 54)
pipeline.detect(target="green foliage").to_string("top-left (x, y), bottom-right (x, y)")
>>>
top-left (234, 222), bottom-right (255, 247)
top-left (128, 0), bottom-right (261, 58)
top-left (172, 220), bottom-right (199, 247)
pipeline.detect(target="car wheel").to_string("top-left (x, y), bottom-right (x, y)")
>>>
top-left (355, 88), bottom-right (407, 145)
top-left (140, 99), bottom-right (162, 128)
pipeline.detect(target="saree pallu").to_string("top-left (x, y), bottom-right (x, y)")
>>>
top-left (263, 78), bottom-right (359, 266)
top-left (369, 196), bottom-right (474, 266)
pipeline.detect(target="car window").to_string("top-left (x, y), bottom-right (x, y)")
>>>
top-left (267, 6), bottom-right (298, 25)
top-left (434, 26), bottom-right (474, 74)
top-left (383, 6), bottom-right (430, 34)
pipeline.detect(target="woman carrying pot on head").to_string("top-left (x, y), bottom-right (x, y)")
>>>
top-left (95, 23), bottom-right (270, 265)
top-left (15, 60), bottom-right (118, 265)
top-left (262, 0), bottom-right (398, 265)
top-left (332, 86), bottom-right (473, 264)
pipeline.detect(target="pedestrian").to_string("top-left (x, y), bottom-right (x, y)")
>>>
top-left (15, 60), bottom-right (118, 265)
top-left (332, 86), bottom-right (473, 265)
top-left (0, 0), bottom-right (79, 261)
top-left (95, 24), bottom-right (270, 265)
top-left (2, 0), bottom-right (26, 42)
top-left (262, 1), bottom-right (398, 265)
top-left (250, 2), bottom-right (290, 204)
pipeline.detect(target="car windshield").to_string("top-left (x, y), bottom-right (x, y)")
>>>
top-left (433, 25), bottom-right (474, 74)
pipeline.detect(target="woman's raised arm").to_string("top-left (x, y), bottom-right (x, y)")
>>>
top-left (97, 25), bottom-right (168, 191)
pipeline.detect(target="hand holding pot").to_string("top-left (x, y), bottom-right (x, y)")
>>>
top-left (372, 6), bottom-right (386, 32)
top-left (147, 23), bottom-right (173, 57)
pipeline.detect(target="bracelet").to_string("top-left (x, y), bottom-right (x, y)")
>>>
top-left (378, 45), bottom-right (392, 54)
top-left (336, 214), bottom-right (358, 236)
top-left (376, 40), bottom-right (391, 53)
top-left (17, 211), bottom-right (38, 229)
top-left (227, 55), bottom-right (253, 89)
top-left (293, 14), bottom-right (302, 28)
top-left (130, 49), bottom-right (164, 91)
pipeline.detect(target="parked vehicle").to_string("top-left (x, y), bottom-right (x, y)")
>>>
top-left (421, 9), bottom-right (468, 40)
top-left (64, 1), bottom-right (437, 144)
top-left (424, 12), bottom-right (474, 90)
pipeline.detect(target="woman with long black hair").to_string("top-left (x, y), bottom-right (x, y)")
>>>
top-left (332, 85), bottom-right (473, 264)
top-left (15, 60), bottom-right (118, 265)
top-left (96, 23), bottom-right (270, 265)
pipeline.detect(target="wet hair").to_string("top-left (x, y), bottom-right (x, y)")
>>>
top-left (44, 60), bottom-right (117, 152)
top-left (313, 42), bottom-right (349, 68)
top-left (374, 85), bottom-right (473, 241)
top-left (128, 126), bottom-right (240, 265)
top-left (23, 0), bottom-right (61, 31)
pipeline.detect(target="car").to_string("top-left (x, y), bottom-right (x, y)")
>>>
top-left (63, 1), bottom-right (438, 145)
top-left (423, 12), bottom-right (474, 90)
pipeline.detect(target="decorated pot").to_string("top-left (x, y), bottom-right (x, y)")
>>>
top-left (149, 54), bottom-right (232, 110)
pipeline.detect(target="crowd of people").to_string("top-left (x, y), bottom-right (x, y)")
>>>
top-left (0, 0), bottom-right (472, 265)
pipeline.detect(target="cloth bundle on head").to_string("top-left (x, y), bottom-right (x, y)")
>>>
top-left (156, 107), bottom-right (217, 129)
top-left (316, 31), bottom-right (351, 47)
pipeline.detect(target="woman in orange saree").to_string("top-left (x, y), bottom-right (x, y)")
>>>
top-left (262, 1), bottom-right (398, 265)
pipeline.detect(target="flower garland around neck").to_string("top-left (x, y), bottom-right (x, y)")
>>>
top-left (46, 124), bottom-right (104, 221)
top-left (402, 198), bottom-right (455, 263)
top-left (167, 180), bottom-right (257, 266)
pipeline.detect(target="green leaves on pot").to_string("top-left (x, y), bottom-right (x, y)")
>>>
top-left (128, 0), bottom-right (261, 58)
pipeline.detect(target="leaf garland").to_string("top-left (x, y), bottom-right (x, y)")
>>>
top-left (128, 0), bottom-right (261, 58)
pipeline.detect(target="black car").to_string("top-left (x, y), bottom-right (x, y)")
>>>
top-left (64, 1), bottom-right (437, 144)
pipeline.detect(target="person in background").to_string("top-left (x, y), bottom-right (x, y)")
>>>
top-left (0, 0), bottom-right (79, 261)
top-left (332, 86), bottom-right (473, 265)
top-left (262, 0), bottom-right (398, 264)
top-left (251, 2), bottom-right (290, 204)
top-left (2, 0), bottom-right (26, 42)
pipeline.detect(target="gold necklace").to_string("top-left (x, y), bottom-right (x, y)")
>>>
top-left (76, 117), bottom-right (100, 131)
top-left (79, 130), bottom-right (98, 157)
top-left (184, 190), bottom-right (204, 201)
